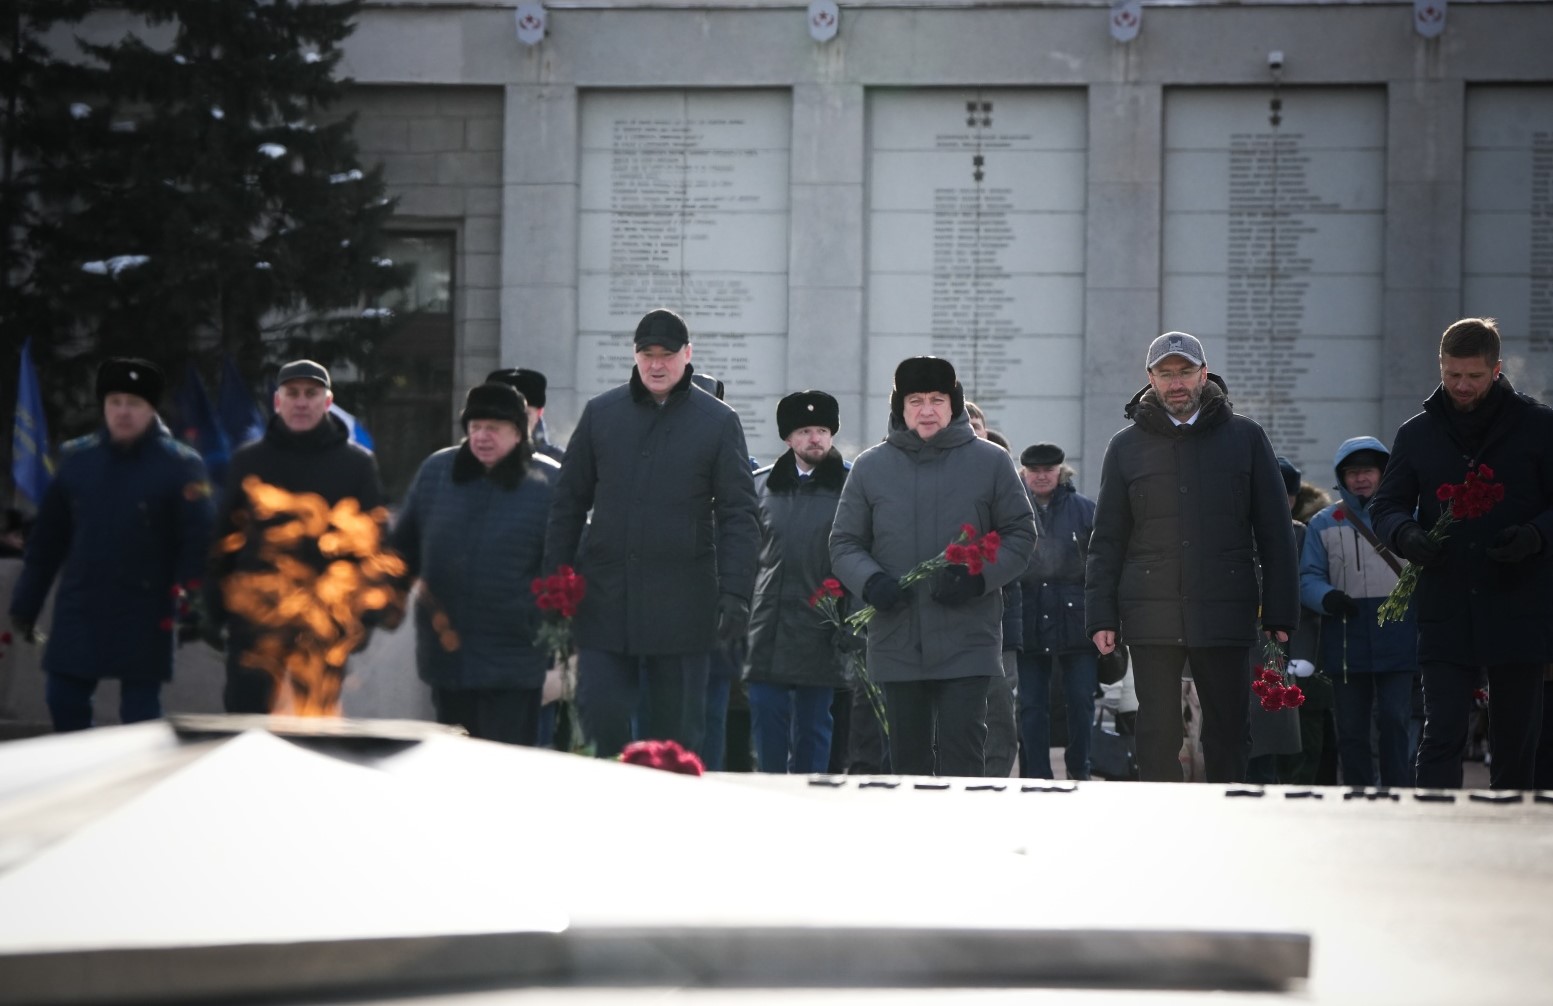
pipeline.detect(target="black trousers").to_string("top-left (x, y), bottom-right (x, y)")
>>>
top-left (431, 686), bottom-right (543, 746)
top-left (1131, 645), bottom-right (1251, 783)
top-left (882, 676), bottom-right (990, 778)
top-left (846, 686), bottom-right (890, 774)
top-left (576, 649), bottom-right (708, 757)
top-left (1418, 661), bottom-right (1545, 789)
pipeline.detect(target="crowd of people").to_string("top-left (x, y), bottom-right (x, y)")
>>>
top-left (9, 312), bottom-right (1552, 789)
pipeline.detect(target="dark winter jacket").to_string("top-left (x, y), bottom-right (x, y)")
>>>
top-left (1300, 436), bottom-right (1416, 675)
top-left (207, 412), bottom-right (386, 651)
top-left (1370, 376), bottom-right (1553, 666)
top-left (1085, 377), bottom-right (1299, 647)
top-left (544, 365), bottom-right (760, 655)
top-left (745, 447), bottom-right (851, 688)
top-left (1021, 482), bottom-right (1098, 656)
top-left (392, 442), bottom-right (559, 691)
top-left (830, 411), bottom-right (1037, 683)
top-left (10, 420), bottom-right (213, 681)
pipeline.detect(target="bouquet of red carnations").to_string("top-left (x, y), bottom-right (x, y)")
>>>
top-left (1377, 463), bottom-right (1504, 626)
top-left (1252, 636), bottom-right (1305, 712)
top-left (532, 565), bottom-right (586, 666)
top-left (845, 524), bottom-right (1002, 629)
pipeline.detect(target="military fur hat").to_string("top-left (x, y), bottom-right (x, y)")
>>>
top-left (777, 390), bottom-right (840, 440)
top-left (486, 368), bottom-right (546, 409)
top-left (890, 356), bottom-right (963, 423)
top-left (95, 357), bottom-right (165, 407)
top-left (459, 382), bottom-right (527, 432)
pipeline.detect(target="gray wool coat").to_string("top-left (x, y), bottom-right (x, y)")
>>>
top-left (544, 365), bottom-right (760, 655)
top-left (829, 411), bottom-right (1036, 683)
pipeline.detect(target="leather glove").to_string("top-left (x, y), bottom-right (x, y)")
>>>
top-left (8, 613), bottom-right (36, 644)
top-left (1395, 523), bottom-right (1444, 567)
top-left (833, 626), bottom-right (868, 655)
top-left (717, 594), bottom-right (750, 644)
top-left (1486, 524), bottom-right (1542, 563)
top-left (1322, 590), bottom-right (1360, 618)
top-left (200, 619), bottom-right (227, 653)
top-left (930, 564), bottom-right (985, 607)
top-left (862, 572), bottom-right (905, 612)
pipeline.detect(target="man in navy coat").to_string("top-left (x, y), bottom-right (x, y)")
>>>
top-left (10, 358), bottom-right (213, 731)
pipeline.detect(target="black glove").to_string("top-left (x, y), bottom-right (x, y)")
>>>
top-left (1486, 524), bottom-right (1542, 563)
top-left (862, 572), bottom-right (905, 612)
top-left (200, 619), bottom-right (227, 653)
top-left (930, 564), bottom-right (985, 607)
top-left (833, 626), bottom-right (868, 655)
top-left (8, 613), bottom-right (36, 644)
top-left (1321, 590), bottom-right (1360, 618)
top-left (1395, 523), bottom-right (1444, 567)
top-left (717, 594), bottom-right (750, 644)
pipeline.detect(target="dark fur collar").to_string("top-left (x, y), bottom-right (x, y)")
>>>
top-left (1127, 376), bottom-right (1231, 436)
top-left (452, 439), bottom-right (531, 488)
top-left (768, 446), bottom-right (847, 491)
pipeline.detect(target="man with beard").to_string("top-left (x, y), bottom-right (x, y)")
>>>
top-left (1370, 317), bottom-right (1553, 789)
top-left (1085, 332), bottom-right (1298, 783)
top-left (743, 391), bottom-right (852, 773)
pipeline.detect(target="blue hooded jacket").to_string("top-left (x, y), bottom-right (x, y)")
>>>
top-left (1299, 436), bottom-right (1418, 675)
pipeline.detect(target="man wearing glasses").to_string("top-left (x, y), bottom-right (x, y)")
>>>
top-left (1084, 331), bottom-right (1299, 783)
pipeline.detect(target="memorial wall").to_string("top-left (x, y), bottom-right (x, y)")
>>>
top-left (1162, 88), bottom-right (1387, 481)
top-left (1463, 86), bottom-right (1553, 406)
top-left (578, 90), bottom-right (791, 447)
top-left (865, 89), bottom-right (1088, 452)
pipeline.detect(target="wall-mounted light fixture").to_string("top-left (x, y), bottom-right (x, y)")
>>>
top-left (1109, 0), bottom-right (1141, 43)
top-left (515, 2), bottom-right (547, 46)
top-left (807, 0), bottom-right (839, 43)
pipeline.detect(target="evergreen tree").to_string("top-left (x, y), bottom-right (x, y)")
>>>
top-left (7, 0), bottom-right (407, 436)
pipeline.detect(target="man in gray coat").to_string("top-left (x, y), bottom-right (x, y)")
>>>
top-left (745, 390), bottom-right (852, 774)
top-left (1085, 332), bottom-right (1299, 783)
top-left (544, 308), bottom-right (760, 757)
top-left (830, 357), bottom-right (1036, 777)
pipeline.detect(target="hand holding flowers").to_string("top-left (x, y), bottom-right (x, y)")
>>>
top-left (1377, 464), bottom-right (1504, 625)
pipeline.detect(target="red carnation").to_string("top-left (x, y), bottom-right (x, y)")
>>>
top-left (1476, 464), bottom-right (1494, 480)
top-left (620, 739), bottom-right (704, 776)
top-left (979, 531), bottom-right (1002, 562)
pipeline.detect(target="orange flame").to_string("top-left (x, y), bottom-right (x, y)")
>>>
top-left (222, 476), bottom-right (407, 717)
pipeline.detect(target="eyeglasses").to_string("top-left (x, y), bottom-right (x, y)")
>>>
top-left (1152, 366), bottom-right (1201, 384)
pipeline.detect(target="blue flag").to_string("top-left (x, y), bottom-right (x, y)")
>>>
top-left (12, 338), bottom-right (53, 506)
top-left (175, 361), bottom-right (232, 486)
top-left (329, 403), bottom-right (375, 452)
top-left (217, 354), bottom-right (266, 448)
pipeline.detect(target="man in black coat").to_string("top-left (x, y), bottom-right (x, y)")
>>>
top-left (1086, 332), bottom-right (1299, 783)
top-left (544, 309), bottom-right (760, 757)
top-left (1370, 317), bottom-right (1553, 789)
top-left (207, 359), bottom-right (388, 714)
top-left (744, 390), bottom-right (851, 774)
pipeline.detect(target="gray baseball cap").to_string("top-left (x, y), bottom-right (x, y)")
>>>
top-left (1146, 331), bottom-right (1205, 369)
top-left (276, 359), bottom-right (331, 389)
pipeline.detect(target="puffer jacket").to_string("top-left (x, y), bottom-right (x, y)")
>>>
top-left (829, 410), bottom-right (1036, 683)
top-left (745, 447), bottom-right (851, 687)
top-left (1085, 377), bottom-right (1299, 646)
top-left (1021, 481), bottom-right (1098, 656)
top-left (1300, 436), bottom-right (1417, 675)
top-left (392, 442), bottom-right (559, 690)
